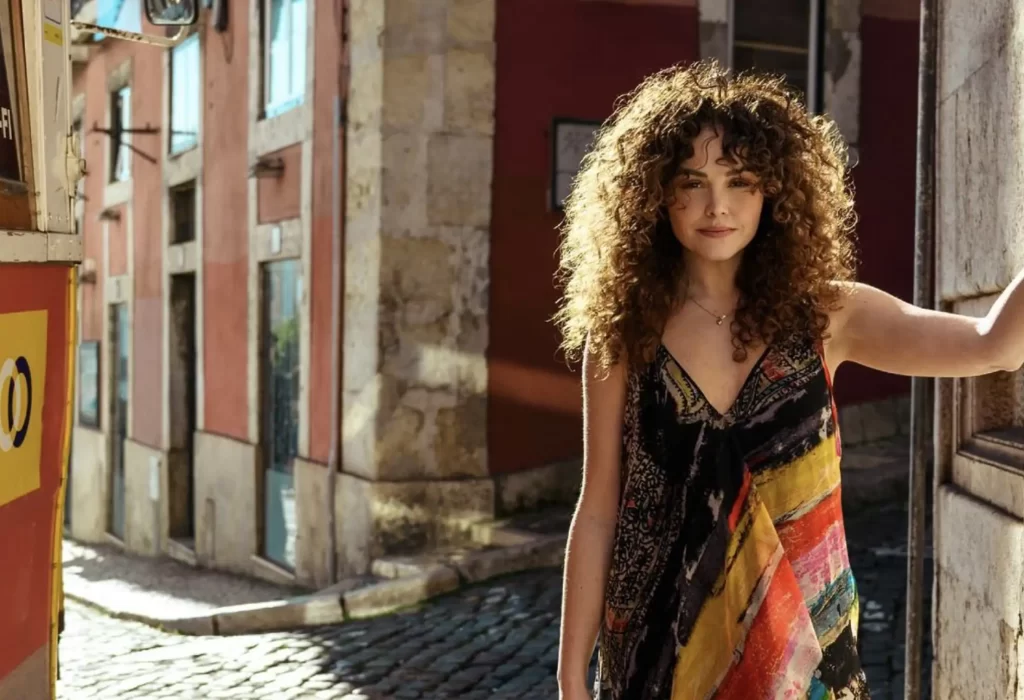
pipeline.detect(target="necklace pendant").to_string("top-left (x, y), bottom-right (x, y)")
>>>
top-left (716, 317), bottom-right (725, 326)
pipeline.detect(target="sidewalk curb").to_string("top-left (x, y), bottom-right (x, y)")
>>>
top-left (65, 533), bottom-right (568, 636)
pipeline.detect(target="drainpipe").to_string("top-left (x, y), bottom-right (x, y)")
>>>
top-left (325, 0), bottom-right (348, 586)
top-left (905, 0), bottom-right (938, 697)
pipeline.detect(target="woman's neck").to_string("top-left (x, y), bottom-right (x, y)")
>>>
top-left (680, 253), bottom-right (742, 305)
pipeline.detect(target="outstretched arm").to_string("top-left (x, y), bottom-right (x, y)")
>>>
top-left (827, 269), bottom-right (1024, 378)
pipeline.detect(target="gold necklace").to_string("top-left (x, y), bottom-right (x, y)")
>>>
top-left (689, 298), bottom-right (730, 326)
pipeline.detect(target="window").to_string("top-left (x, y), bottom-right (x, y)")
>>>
top-left (169, 34), bottom-right (200, 154)
top-left (732, 0), bottom-right (824, 111)
top-left (110, 86), bottom-right (131, 182)
top-left (170, 181), bottom-right (196, 244)
top-left (958, 366), bottom-right (1024, 474)
top-left (263, 0), bottom-right (306, 118)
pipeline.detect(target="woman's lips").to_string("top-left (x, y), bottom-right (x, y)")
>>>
top-left (697, 227), bottom-right (736, 239)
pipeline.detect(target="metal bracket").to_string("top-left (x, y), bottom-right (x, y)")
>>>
top-left (69, 21), bottom-right (189, 49)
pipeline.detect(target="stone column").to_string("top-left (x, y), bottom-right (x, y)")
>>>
top-left (823, 0), bottom-right (861, 160)
top-left (341, 0), bottom-right (496, 575)
top-left (933, 0), bottom-right (1024, 696)
top-left (698, 0), bottom-right (730, 66)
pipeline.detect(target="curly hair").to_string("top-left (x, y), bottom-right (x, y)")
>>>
top-left (553, 60), bottom-right (858, 375)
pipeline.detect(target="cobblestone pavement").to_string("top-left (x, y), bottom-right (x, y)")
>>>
top-left (58, 499), bottom-right (930, 700)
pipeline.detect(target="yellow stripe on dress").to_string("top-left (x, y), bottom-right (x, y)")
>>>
top-left (753, 435), bottom-right (840, 523)
top-left (672, 501), bottom-right (785, 700)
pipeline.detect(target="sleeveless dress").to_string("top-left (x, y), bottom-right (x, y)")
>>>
top-left (596, 337), bottom-right (869, 700)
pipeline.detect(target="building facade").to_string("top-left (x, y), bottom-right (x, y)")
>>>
top-left (932, 0), bottom-right (1024, 695)
top-left (67, 0), bottom-right (922, 589)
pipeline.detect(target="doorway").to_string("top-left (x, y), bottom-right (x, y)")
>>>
top-left (168, 273), bottom-right (197, 549)
top-left (260, 259), bottom-right (300, 570)
top-left (108, 303), bottom-right (129, 540)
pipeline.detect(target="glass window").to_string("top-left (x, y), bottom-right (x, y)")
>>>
top-left (264, 0), bottom-right (306, 118)
top-left (110, 86), bottom-right (131, 182)
top-left (169, 33), bottom-right (200, 154)
top-left (261, 259), bottom-right (300, 569)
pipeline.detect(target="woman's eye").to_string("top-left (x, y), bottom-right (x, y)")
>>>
top-left (730, 178), bottom-right (754, 188)
top-left (680, 180), bottom-right (702, 189)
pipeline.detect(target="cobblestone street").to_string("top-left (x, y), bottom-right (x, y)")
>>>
top-left (57, 499), bottom-right (930, 699)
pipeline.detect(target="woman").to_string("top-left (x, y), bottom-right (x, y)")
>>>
top-left (554, 61), bottom-right (1024, 700)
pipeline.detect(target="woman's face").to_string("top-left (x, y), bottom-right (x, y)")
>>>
top-left (666, 127), bottom-right (765, 264)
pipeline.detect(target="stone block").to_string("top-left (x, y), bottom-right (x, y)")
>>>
top-left (123, 439), bottom-right (165, 557)
top-left (383, 54), bottom-right (430, 129)
top-left (443, 49), bottom-right (495, 135)
top-left (69, 425), bottom-right (109, 542)
top-left (294, 458), bottom-right (335, 589)
top-left (193, 431), bottom-right (259, 575)
top-left (427, 134), bottom-right (493, 227)
top-left (433, 394), bottom-right (487, 478)
top-left (952, 452), bottom-right (1024, 520)
top-left (495, 459), bottom-right (582, 516)
top-left (934, 567), bottom-right (1021, 699)
top-left (450, 534), bottom-right (566, 585)
top-left (337, 472), bottom-right (374, 575)
top-left (371, 555), bottom-right (434, 580)
top-left (371, 476), bottom-right (495, 553)
top-left (381, 132), bottom-right (427, 234)
top-left (937, 27), bottom-right (1024, 301)
top-left (447, 0), bottom-right (496, 47)
top-left (214, 594), bottom-right (345, 635)
top-left (938, 0), bottom-right (1017, 102)
top-left (343, 565), bottom-right (459, 619)
top-left (937, 486), bottom-right (1024, 624)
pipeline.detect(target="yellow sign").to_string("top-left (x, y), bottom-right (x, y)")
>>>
top-left (0, 310), bottom-right (47, 507)
top-left (43, 23), bottom-right (63, 48)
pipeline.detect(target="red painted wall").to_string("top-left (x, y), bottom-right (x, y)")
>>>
top-left (256, 144), bottom-right (302, 225)
top-left (308, 0), bottom-right (346, 465)
top-left (489, 0), bottom-right (700, 475)
top-left (131, 16), bottom-right (168, 449)
top-left (203, 0), bottom-right (251, 441)
top-left (833, 14), bottom-right (919, 405)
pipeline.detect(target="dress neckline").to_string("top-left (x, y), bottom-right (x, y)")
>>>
top-left (658, 342), bottom-right (773, 419)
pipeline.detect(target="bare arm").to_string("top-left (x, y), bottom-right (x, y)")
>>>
top-left (557, 345), bottom-right (626, 697)
top-left (828, 270), bottom-right (1024, 377)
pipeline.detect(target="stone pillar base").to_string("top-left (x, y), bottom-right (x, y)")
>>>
top-left (69, 425), bottom-right (110, 543)
top-left (193, 431), bottom-right (259, 575)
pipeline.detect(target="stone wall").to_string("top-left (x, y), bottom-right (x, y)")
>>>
top-left (341, 0), bottom-right (497, 573)
top-left (934, 0), bottom-right (1024, 695)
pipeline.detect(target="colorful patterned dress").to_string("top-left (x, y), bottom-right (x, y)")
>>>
top-left (596, 337), bottom-right (869, 699)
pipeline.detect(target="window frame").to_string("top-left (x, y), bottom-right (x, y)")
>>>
top-left (728, 0), bottom-right (825, 113)
top-left (168, 32), bottom-right (200, 156)
top-left (955, 369), bottom-right (1024, 476)
top-left (262, 0), bottom-right (307, 119)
